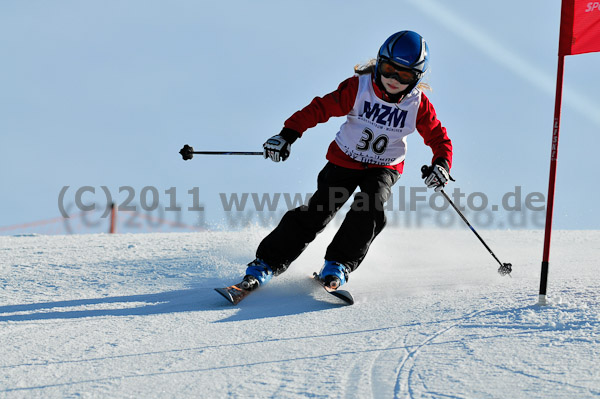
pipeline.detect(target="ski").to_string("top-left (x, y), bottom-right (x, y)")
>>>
top-left (215, 275), bottom-right (355, 306)
top-left (214, 283), bottom-right (254, 305)
top-left (312, 273), bottom-right (354, 305)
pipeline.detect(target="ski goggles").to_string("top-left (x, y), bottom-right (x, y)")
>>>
top-left (378, 61), bottom-right (419, 84)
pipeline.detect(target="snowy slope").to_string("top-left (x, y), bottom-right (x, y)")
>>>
top-left (1, 228), bottom-right (599, 398)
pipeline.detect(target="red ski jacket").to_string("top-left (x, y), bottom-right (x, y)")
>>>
top-left (283, 75), bottom-right (453, 173)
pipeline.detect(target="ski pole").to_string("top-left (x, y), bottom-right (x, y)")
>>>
top-left (179, 144), bottom-right (263, 160)
top-left (421, 165), bottom-right (512, 276)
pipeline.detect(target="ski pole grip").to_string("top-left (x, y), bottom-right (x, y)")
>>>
top-left (421, 164), bottom-right (431, 178)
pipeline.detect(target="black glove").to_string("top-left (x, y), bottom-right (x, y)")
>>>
top-left (263, 128), bottom-right (300, 162)
top-left (421, 159), bottom-right (451, 192)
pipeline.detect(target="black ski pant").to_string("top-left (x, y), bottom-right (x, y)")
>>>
top-left (256, 162), bottom-right (400, 274)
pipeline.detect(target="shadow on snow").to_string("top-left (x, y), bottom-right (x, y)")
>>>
top-left (0, 279), bottom-right (347, 323)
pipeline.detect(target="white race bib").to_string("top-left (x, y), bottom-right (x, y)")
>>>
top-left (335, 74), bottom-right (421, 166)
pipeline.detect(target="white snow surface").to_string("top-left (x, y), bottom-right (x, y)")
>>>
top-left (1, 228), bottom-right (599, 398)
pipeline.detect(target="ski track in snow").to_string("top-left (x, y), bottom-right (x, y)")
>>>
top-left (0, 228), bottom-right (599, 398)
top-left (394, 309), bottom-right (488, 398)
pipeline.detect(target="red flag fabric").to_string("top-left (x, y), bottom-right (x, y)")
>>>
top-left (559, 0), bottom-right (600, 55)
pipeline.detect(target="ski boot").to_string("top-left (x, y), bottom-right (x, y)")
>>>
top-left (318, 260), bottom-right (350, 289)
top-left (241, 258), bottom-right (273, 291)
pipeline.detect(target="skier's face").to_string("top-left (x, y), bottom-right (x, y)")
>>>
top-left (381, 76), bottom-right (409, 94)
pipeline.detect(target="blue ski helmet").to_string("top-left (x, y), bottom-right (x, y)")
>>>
top-left (375, 31), bottom-right (429, 86)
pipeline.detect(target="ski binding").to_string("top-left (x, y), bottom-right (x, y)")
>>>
top-left (312, 272), bottom-right (354, 305)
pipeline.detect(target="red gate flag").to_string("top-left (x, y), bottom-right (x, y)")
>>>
top-left (540, 0), bottom-right (600, 305)
top-left (559, 0), bottom-right (600, 55)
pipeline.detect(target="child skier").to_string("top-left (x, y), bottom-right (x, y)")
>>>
top-left (243, 30), bottom-right (453, 290)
